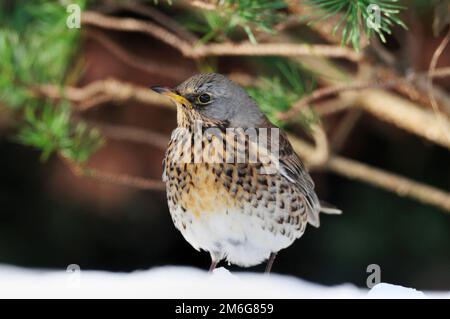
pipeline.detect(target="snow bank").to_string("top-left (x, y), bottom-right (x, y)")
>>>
top-left (0, 265), bottom-right (448, 299)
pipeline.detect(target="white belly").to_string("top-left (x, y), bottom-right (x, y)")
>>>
top-left (170, 206), bottom-right (299, 267)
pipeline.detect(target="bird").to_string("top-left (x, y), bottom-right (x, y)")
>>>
top-left (152, 73), bottom-right (341, 273)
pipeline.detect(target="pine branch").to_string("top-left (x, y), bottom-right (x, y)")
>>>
top-left (81, 11), bottom-right (361, 61)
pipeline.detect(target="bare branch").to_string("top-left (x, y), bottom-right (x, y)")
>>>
top-left (61, 155), bottom-right (166, 191)
top-left (427, 28), bottom-right (450, 144)
top-left (278, 81), bottom-right (389, 121)
top-left (327, 155), bottom-right (450, 213)
top-left (82, 11), bottom-right (194, 57)
top-left (86, 29), bottom-right (191, 81)
top-left (194, 42), bottom-right (361, 61)
top-left (278, 68), bottom-right (450, 149)
top-left (289, 135), bottom-right (450, 213)
top-left (81, 11), bottom-right (361, 61)
top-left (291, 125), bottom-right (330, 168)
top-left (357, 89), bottom-right (450, 149)
top-left (189, 0), bottom-right (217, 11)
top-left (87, 120), bottom-right (169, 149)
top-left (279, 68), bottom-right (450, 121)
top-left (37, 78), bottom-right (173, 112)
top-left (314, 96), bottom-right (356, 116)
top-left (330, 109), bottom-right (363, 152)
top-left (378, 67), bottom-right (450, 117)
top-left (431, 66), bottom-right (450, 78)
top-left (111, 0), bottom-right (199, 43)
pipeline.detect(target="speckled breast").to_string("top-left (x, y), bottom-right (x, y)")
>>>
top-left (163, 126), bottom-right (308, 241)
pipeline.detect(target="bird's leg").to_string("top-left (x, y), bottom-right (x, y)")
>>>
top-left (265, 252), bottom-right (277, 274)
top-left (208, 259), bottom-right (218, 273)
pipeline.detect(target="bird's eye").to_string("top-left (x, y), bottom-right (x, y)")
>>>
top-left (197, 93), bottom-right (211, 104)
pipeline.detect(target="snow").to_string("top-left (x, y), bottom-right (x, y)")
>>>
top-left (0, 265), bottom-right (448, 299)
top-left (367, 283), bottom-right (426, 298)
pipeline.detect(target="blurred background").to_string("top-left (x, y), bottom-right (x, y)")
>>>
top-left (1, 0), bottom-right (449, 291)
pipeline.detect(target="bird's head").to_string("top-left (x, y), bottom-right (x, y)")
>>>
top-left (151, 73), bottom-right (265, 128)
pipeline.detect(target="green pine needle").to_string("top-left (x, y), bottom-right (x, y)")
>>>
top-left (246, 60), bottom-right (318, 130)
top-left (188, 0), bottom-right (288, 44)
top-left (16, 102), bottom-right (104, 163)
top-left (307, 0), bottom-right (407, 51)
top-left (1, 0), bottom-right (104, 163)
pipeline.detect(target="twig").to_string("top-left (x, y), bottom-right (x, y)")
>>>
top-left (357, 89), bottom-right (450, 149)
top-left (327, 155), bottom-right (450, 213)
top-left (82, 11), bottom-right (194, 56)
top-left (78, 94), bottom-right (114, 111)
top-left (427, 27), bottom-right (450, 143)
top-left (280, 67), bottom-right (450, 121)
top-left (61, 154), bottom-right (166, 191)
top-left (278, 68), bottom-right (450, 149)
top-left (189, 0), bottom-right (217, 11)
top-left (287, 125), bottom-right (329, 168)
top-left (87, 120), bottom-right (169, 149)
top-left (378, 67), bottom-right (450, 117)
top-left (278, 81), bottom-right (389, 121)
top-left (194, 43), bottom-right (361, 61)
top-left (81, 11), bottom-right (361, 61)
top-left (288, 135), bottom-right (450, 213)
top-left (86, 29), bottom-right (191, 81)
top-left (371, 37), bottom-right (397, 67)
top-left (413, 75), bottom-right (450, 116)
top-left (314, 96), bottom-right (356, 116)
top-left (431, 66), bottom-right (450, 78)
top-left (37, 78), bottom-right (173, 112)
top-left (110, 0), bottom-right (199, 43)
top-left (330, 109), bottom-right (363, 152)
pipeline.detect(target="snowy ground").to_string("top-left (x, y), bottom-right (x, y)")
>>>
top-left (0, 265), bottom-right (448, 299)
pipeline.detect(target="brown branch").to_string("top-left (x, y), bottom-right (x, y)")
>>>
top-left (37, 78), bottom-right (173, 112)
top-left (314, 96), bottom-right (356, 116)
top-left (194, 43), bottom-right (361, 61)
top-left (81, 11), bottom-right (361, 61)
top-left (77, 94), bottom-right (114, 111)
top-left (279, 68), bottom-right (450, 121)
top-left (327, 155), bottom-right (450, 213)
top-left (357, 89), bottom-right (450, 149)
top-left (431, 66), bottom-right (450, 78)
top-left (87, 120), bottom-right (169, 149)
top-left (109, 0), bottom-right (199, 43)
top-left (287, 125), bottom-right (329, 168)
top-left (61, 155), bottom-right (166, 191)
top-left (82, 11), bottom-right (194, 57)
top-left (377, 67), bottom-right (450, 117)
top-left (278, 68), bottom-right (450, 149)
top-left (330, 109), bottom-right (363, 152)
top-left (278, 81), bottom-right (390, 121)
top-left (86, 29), bottom-right (191, 81)
top-left (288, 135), bottom-right (450, 213)
top-left (189, 0), bottom-right (217, 10)
top-left (427, 27), bottom-right (450, 144)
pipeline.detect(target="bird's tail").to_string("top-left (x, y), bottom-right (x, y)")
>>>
top-left (307, 200), bottom-right (342, 228)
top-left (319, 200), bottom-right (342, 215)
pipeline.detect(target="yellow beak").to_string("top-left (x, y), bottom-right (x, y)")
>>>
top-left (151, 86), bottom-right (191, 107)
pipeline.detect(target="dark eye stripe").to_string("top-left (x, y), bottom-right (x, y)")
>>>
top-left (185, 94), bottom-right (196, 103)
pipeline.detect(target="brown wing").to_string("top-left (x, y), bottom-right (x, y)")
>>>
top-left (258, 118), bottom-right (321, 227)
top-left (277, 131), bottom-right (321, 227)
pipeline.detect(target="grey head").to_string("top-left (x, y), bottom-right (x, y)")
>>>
top-left (174, 73), bottom-right (266, 128)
